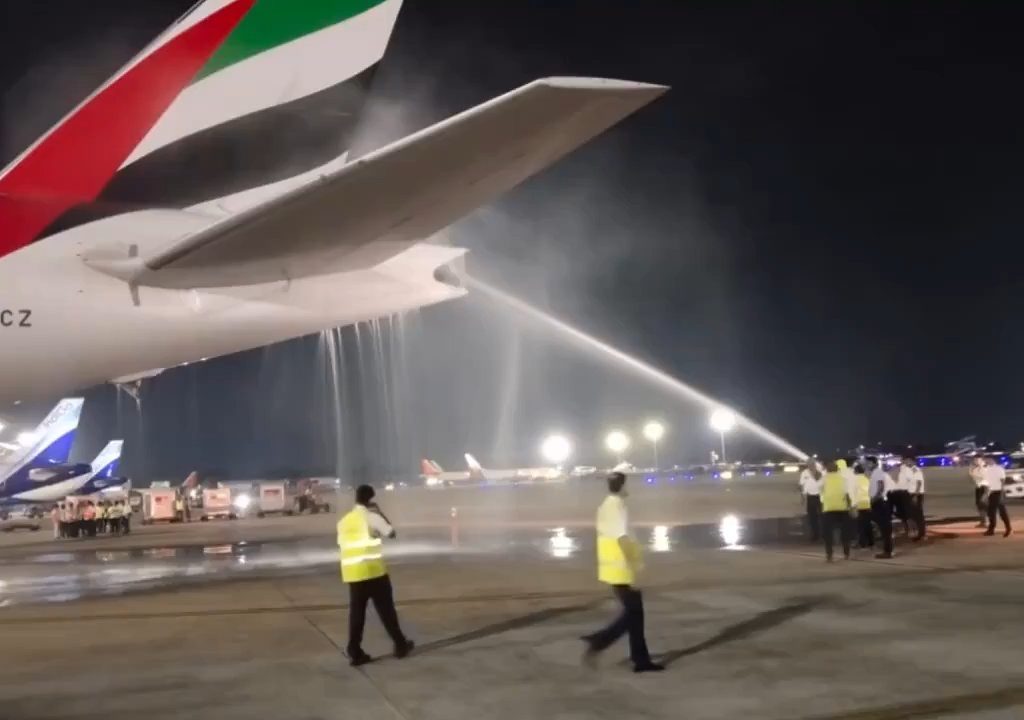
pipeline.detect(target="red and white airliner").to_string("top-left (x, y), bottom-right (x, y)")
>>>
top-left (0, 0), bottom-right (664, 406)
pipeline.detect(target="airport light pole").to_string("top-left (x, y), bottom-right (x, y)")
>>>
top-left (709, 408), bottom-right (737, 464)
top-left (541, 434), bottom-right (572, 466)
top-left (605, 430), bottom-right (631, 465)
top-left (642, 421), bottom-right (665, 469)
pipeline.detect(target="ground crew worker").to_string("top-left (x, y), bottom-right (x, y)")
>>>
top-left (913, 462), bottom-right (929, 540)
top-left (820, 460), bottom-right (852, 562)
top-left (50, 504), bottom-right (61, 539)
top-left (867, 457), bottom-right (894, 559)
top-left (798, 460), bottom-right (823, 542)
top-left (337, 484), bottom-right (413, 666)
top-left (97, 501), bottom-right (107, 534)
top-left (174, 494), bottom-right (185, 523)
top-left (82, 501), bottom-right (97, 537)
top-left (893, 457), bottom-right (916, 536)
top-left (982, 456), bottom-right (1012, 537)
top-left (969, 457), bottom-right (987, 527)
top-left (581, 472), bottom-right (663, 673)
top-left (120, 500), bottom-right (132, 535)
top-left (107, 501), bottom-right (122, 537)
top-left (852, 463), bottom-right (873, 548)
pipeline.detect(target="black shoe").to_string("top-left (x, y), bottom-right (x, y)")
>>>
top-left (1004, 529), bottom-right (1014, 538)
top-left (826, 556), bottom-right (834, 563)
top-left (633, 662), bottom-right (665, 673)
top-left (394, 640), bottom-right (415, 659)
top-left (347, 651), bottom-right (373, 667)
top-left (874, 553), bottom-right (893, 559)
top-left (983, 530), bottom-right (995, 536)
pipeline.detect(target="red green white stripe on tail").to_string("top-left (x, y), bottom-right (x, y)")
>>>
top-left (126, 0), bottom-right (400, 165)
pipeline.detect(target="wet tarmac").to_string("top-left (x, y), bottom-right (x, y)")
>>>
top-left (0, 513), bottom-right (981, 606)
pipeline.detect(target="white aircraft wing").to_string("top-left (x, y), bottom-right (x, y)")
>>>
top-left (110, 77), bottom-right (666, 289)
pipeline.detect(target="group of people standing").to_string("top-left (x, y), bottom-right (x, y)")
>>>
top-left (51, 499), bottom-right (132, 539)
top-left (800, 457), bottom-right (906, 561)
top-left (801, 455), bottom-right (1013, 561)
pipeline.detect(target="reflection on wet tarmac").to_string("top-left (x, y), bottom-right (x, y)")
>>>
top-left (548, 528), bottom-right (576, 558)
top-left (0, 517), bottom-right (813, 606)
top-left (719, 514), bottom-right (743, 549)
top-left (650, 525), bottom-right (671, 553)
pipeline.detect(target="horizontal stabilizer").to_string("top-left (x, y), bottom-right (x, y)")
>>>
top-left (112, 77), bottom-right (666, 289)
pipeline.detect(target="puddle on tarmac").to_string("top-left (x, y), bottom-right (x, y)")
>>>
top-left (541, 516), bottom-right (808, 559)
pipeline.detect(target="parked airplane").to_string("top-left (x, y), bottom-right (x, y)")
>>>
top-left (419, 459), bottom-right (477, 486)
top-left (0, 398), bottom-right (85, 504)
top-left (0, 0), bottom-right (666, 405)
top-left (3, 440), bottom-right (125, 506)
top-left (463, 454), bottom-right (563, 484)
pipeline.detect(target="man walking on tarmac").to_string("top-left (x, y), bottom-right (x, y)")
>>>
top-left (982, 456), bottom-right (1013, 538)
top-left (820, 460), bottom-right (853, 562)
top-left (867, 457), bottom-right (895, 559)
top-left (799, 460), bottom-right (823, 542)
top-left (337, 484), bottom-right (414, 666)
top-left (581, 472), bottom-right (664, 673)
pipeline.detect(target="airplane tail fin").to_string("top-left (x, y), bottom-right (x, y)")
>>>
top-left (420, 459), bottom-right (443, 476)
top-left (0, 0), bottom-right (403, 258)
top-left (464, 454), bottom-right (484, 472)
top-left (7, 398), bottom-right (84, 470)
top-left (89, 440), bottom-right (125, 480)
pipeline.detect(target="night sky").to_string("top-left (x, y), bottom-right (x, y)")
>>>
top-left (3, 1), bottom-right (1024, 481)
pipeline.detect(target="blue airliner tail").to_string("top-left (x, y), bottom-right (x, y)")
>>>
top-left (80, 440), bottom-right (127, 494)
top-left (0, 398), bottom-right (85, 498)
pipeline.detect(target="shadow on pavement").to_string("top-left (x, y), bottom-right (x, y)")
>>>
top-left (416, 599), bottom-right (604, 655)
top-left (656, 595), bottom-right (834, 666)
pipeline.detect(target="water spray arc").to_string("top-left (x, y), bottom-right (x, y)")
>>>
top-left (463, 276), bottom-right (808, 461)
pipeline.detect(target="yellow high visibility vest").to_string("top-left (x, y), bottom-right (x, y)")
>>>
top-left (596, 496), bottom-right (640, 585)
top-left (855, 474), bottom-right (871, 510)
top-left (337, 507), bottom-right (387, 584)
top-left (821, 472), bottom-right (849, 512)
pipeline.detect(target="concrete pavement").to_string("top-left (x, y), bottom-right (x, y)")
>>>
top-left (3, 521), bottom-right (1024, 719)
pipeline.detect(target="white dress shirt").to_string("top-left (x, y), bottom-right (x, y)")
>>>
top-left (364, 506), bottom-right (395, 538)
top-left (983, 464), bottom-right (1006, 492)
top-left (897, 465), bottom-right (924, 493)
top-left (869, 468), bottom-right (891, 499)
top-left (969, 464), bottom-right (986, 488)
top-left (799, 470), bottom-right (822, 496)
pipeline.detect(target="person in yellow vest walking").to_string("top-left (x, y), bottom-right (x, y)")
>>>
top-left (820, 460), bottom-right (853, 562)
top-left (337, 484), bottom-right (413, 667)
top-left (852, 463), bottom-right (873, 549)
top-left (581, 472), bottom-right (663, 673)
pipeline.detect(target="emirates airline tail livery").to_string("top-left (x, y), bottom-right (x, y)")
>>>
top-left (0, 0), bottom-right (666, 404)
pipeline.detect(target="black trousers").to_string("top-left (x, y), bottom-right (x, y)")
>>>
top-left (987, 491), bottom-right (1012, 533)
top-left (871, 498), bottom-right (894, 556)
top-left (805, 495), bottom-right (822, 541)
top-left (890, 491), bottom-right (911, 535)
top-left (822, 511), bottom-right (851, 559)
top-left (975, 486), bottom-right (987, 520)
top-left (587, 585), bottom-right (652, 665)
top-left (347, 574), bottom-right (408, 655)
top-left (911, 494), bottom-right (926, 539)
top-left (856, 509), bottom-right (874, 548)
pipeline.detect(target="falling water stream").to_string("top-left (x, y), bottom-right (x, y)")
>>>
top-left (463, 275), bottom-right (809, 461)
